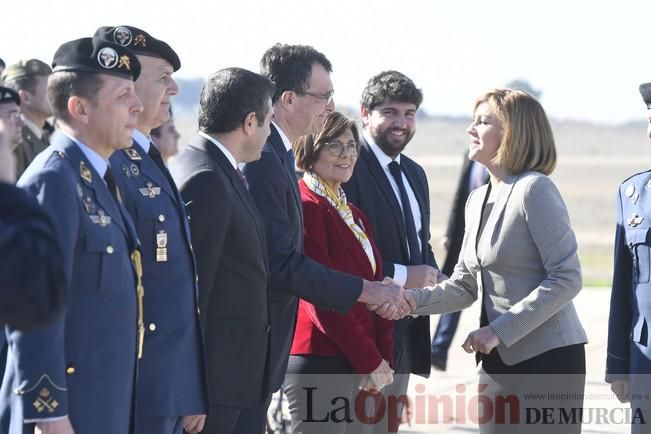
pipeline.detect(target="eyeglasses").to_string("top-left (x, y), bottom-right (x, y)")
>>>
top-left (324, 140), bottom-right (358, 157)
top-left (301, 89), bottom-right (334, 104)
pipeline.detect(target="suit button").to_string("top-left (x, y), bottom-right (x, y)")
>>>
top-left (197, 307), bottom-right (201, 315)
top-left (158, 214), bottom-right (166, 222)
top-left (266, 324), bottom-right (271, 333)
top-left (66, 366), bottom-right (76, 375)
top-left (106, 245), bottom-right (114, 254)
top-left (187, 215), bottom-right (191, 221)
top-left (149, 323), bottom-right (157, 331)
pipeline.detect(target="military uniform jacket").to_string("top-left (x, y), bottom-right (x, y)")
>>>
top-left (14, 125), bottom-right (50, 179)
top-left (2, 132), bottom-right (139, 434)
top-left (608, 170), bottom-right (651, 379)
top-left (110, 138), bottom-right (208, 417)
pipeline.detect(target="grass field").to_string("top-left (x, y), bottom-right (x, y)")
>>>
top-left (175, 114), bottom-right (651, 287)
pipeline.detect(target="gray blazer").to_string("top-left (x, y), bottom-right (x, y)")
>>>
top-left (411, 171), bottom-right (587, 365)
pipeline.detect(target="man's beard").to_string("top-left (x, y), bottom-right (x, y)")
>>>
top-left (372, 126), bottom-right (414, 158)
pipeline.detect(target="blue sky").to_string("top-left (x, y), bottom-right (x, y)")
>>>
top-left (4, 0), bottom-right (650, 124)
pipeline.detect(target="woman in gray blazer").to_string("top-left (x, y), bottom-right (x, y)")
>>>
top-left (407, 89), bottom-right (587, 434)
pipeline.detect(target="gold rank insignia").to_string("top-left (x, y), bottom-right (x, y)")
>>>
top-left (156, 230), bottom-right (168, 262)
top-left (134, 34), bottom-right (147, 47)
top-left (124, 148), bottom-right (142, 161)
top-left (90, 209), bottom-right (112, 226)
top-left (80, 161), bottom-right (92, 184)
top-left (33, 387), bottom-right (59, 413)
top-left (627, 213), bottom-right (644, 227)
top-left (139, 182), bottom-right (161, 198)
top-left (118, 55), bottom-right (131, 71)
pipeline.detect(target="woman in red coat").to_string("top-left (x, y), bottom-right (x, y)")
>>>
top-left (283, 112), bottom-right (394, 434)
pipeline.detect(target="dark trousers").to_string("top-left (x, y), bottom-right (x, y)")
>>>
top-left (284, 355), bottom-right (374, 434)
top-left (135, 416), bottom-right (183, 434)
top-left (430, 311), bottom-right (461, 360)
top-left (478, 344), bottom-right (586, 434)
top-left (202, 395), bottom-right (271, 434)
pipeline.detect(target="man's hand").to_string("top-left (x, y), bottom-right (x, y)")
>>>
top-left (183, 414), bottom-right (206, 434)
top-left (35, 417), bottom-right (75, 434)
top-left (359, 277), bottom-right (410, 314)
top-left (462, 326), bottom-right (501, 354)
top-left (611, 380), bottom-right (630, 403)
top-left (404, 265), bottom-right (439, 289)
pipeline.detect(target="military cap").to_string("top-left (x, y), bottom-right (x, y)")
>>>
top-left (0, 86), bottom-right (20, 105)
top-left (93, 26), bottom-right (181, 71)
top-left (2, 59), bottom-right (52, 83)
top-left (640, 83), bottom-right (651, 108)
top-left (52, 37), bottom-right (141, 81)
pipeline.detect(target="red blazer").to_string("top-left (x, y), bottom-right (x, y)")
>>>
top-left (290, 180), bottom-right (393, 374)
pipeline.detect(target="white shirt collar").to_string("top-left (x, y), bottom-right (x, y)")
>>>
top-left (364, 130), bottom-right (401, 167)
top-left (272, 120), bottom-right (292, 152)
top-left (198, 131), bottom-right (238, 170)
top-left (61, 131), bottom-right (108, 179)
top-left (21, 116), bottom-right (43, 140)
top-left (132, 129), bottom-right (151, 153)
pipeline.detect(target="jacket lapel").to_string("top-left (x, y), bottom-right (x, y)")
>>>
top-left (475, 173), bottom-right (520, 263)
top-left (55, 137), bottom-right (128, 239)
top-left (401, 159), bottom-right (428, 263)
top-left (268, 124), bottom-right (303, 227)
top-left (128, 140), bottom-right (178, 203)
top-left (359, 139), bottom-right (410, 259)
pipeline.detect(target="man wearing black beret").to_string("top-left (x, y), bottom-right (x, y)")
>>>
top-left (1, 37), bottom-right (143, 434)
top-left (0, 86), bottom-right (23, 149)
top-left (94, 25), bottom-right (207, 434)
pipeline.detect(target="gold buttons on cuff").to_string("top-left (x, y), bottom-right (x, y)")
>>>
top-left (158, 214), bottom-right (165, 222)
top-left (148, 323), bottom-right (156, 331)
top-left (66, 366), bottom-right (76, 375)
top-left (106, 245), bottom-right (114, 254)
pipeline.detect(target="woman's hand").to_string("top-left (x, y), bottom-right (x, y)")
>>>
top-left (363, 359), bottom-right (394, 392)
top-left (462, 326), bottom-right (501, 354)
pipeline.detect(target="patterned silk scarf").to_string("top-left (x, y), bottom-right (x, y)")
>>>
top-left (303, 172), bottom-right (377, 274)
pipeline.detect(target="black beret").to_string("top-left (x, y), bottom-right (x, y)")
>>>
top-left (0, 87), bottom-right (20, 105)
top-left (94, 26), bottom-right (181, 71)
top-left (52, 37), bottom-right (141, 81)
top-left (640, 83), bottom-right (651, 108)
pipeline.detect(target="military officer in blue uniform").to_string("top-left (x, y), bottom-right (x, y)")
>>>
top-left (94, 25), bottom-right (207, 434)
top-left (0, 37), bottom-right (144, 434)
top-left (607, 82), bottom-right (651, 432)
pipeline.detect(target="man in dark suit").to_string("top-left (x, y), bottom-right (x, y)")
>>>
top-left (170, 67), bottom-right (275, 434)
top-left (2, 37), bottom-right (143, 434)
top-left (0, 126), bottom-right (66, 330)
top-left (94, 25), bottom-right (207, 434)
top-left (2, 59), bottom-right (54, 178)
top-left (243, 44), bottom-right (411, 431)
top-left (430, 153), bottom-right (488, 371)
top-left (342, 70), bottom-right (440, 432)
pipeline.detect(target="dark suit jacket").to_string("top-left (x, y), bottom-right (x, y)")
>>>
top-left (4, 133), bottom-right (139, 434)
top-left (342, 137), bottom-right (437, 376)
top-left (170, 135), bottom-right (271, 408)
top-left (290, 181), bottom-right (393, 374)
top-left (0, 183), bottom-right (65, 330)
top-left (110, 140), bottom-right (207, 419)
top-left (243, 124), bottom-right (362, 392)
top-left (442, 153), bottom-right (474, 276)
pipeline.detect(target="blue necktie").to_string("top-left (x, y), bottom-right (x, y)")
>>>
top-left (287, 149), bottom-right (296, 171)
top-left (388, 161), bottom-right (422, 265)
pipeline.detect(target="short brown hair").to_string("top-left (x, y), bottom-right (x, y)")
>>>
top-left (293, 111), bottom-right (360, 171)
top-left (474, 88), bottom-right (556, 175)
top-left (47, 71), bottom-right (103, 122)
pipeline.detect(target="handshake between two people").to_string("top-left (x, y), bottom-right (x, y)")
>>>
top-left (359, 265), bottom-right (447, 321)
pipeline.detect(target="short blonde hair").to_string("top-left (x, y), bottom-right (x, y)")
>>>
top-left (474, 88), bottom-right (556, 175)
